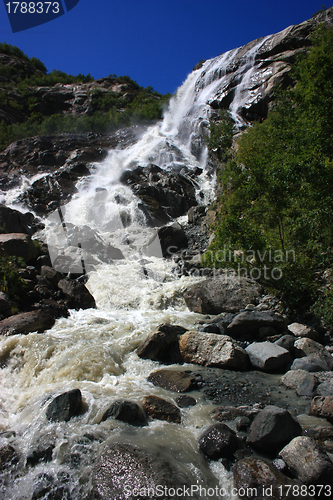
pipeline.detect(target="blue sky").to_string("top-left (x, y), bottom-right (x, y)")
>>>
top-left (0, 0), bottom-right (330, 94)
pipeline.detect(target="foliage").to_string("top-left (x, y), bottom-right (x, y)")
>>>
top-left (204, 26), bottom-right (333, 318)
top-left (0, 256), bottom-right (27, 302)
top-left (205, 109), bottom-right (235, 163)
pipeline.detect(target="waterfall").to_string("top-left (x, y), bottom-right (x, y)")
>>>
top-left (0, 36), bottom-right (272, 500)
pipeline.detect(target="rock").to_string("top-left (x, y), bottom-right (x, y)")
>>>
top-left (245, 342), bottom-right (291, 371)
top-left (92, 442), bottom-right (204, 500)
top-left (279, 436), bottom-right (333, 484)
top-left (0, 232), bottom-right (37, 262)
top-left (0, 444), bottom-right (19, 471)
top-left (198, 423), bottom-right (241, 459)
top-left (175, 395), bottom-right (196, 408)
top-left (179, 331), bottom-right (249, 370)
top-left (27, 445), bottom-right (54, 466)
top-left (142, 395), bottom-right (181, 423)
top-left (235, 416), bottom-right (251, 431)
top-left (309, 396), bottom-right (333, 423)
top-left (274, 334), bottom-right (295, 351)
top-left (147, 369), bottom-right (197, 393)
top-left (101, 400), bottom-right (147, 426)
top-left (0, 204), bottom-right (42, 235)
top-left (40, 265), bottom-right (64, 286)
top-left (247, 405), bottom-right (302, 453)
top-left (120, 164), bottom-right (197, 225)
top-left (287, 322), bottom-right (319, 341)
top-left (46, 389), bottom-right (83, 422)
top-left (316, 379), bottom-right (333, 397)
top-left (290, 356), bottom-right (330, 372)
top-left (210, 405), bottom-right (261, 422)
top-left (57, 278), bottom-right (96, 309)
top-left (227, 310), bottom-right (287, 337)
top-left (293, 338), bottom-right (333, 369)
top-left (0, 309), bottom-right (55, 335)
top-left (233, 457), bottom-right (307, 500)
top-left (31, 472), bottom-right (70, 500)
top-left (157, 223), bottom-right (188, 258)
top-left (280, 370), bottom-right (318, 397)
top-left (0, 291), bottom-right (12, 316)
top-left (183, 275), bottom-right (262, 314)
top-left (136, 323), bottom-right (186, 363)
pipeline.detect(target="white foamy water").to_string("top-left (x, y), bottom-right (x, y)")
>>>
top-left (0, 38), bottom-right (272, 499)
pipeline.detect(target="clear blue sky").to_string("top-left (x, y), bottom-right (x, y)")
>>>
top-left (0, 0), bottom-right (330, 94)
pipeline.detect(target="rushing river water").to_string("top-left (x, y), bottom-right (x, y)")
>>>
top-left (0, 37), bottom-right (311, 499)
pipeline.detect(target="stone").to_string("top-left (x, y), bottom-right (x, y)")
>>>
top-left (290, 356), bottom-right (330, 372)
top-left (227, 310), bottom-right (287, 337)
top-left (142, 395), bottom-right (181, 423)
top-left (309, 396), bottom-right (333, 423)
top-left (46, 389), bottom-right (83, 422)
top-left (279, 436), bottom-right (333, 483)
top-left (0, 291), bottom-right (12, 316)
top-left (0, 232), bottom-right (37, 263)
top-left (147, 369), bottom-right (197, 393)
top-left (233, 457), bottom-right (308, 500)
top-left (0, 309), bottom-right (55, 335)
top-left (293, 338), bottom-right (333, 369)
top-left (40, 265), bottom-right (64, 286)
top-left (274, 334), bottom-right (295, 351)
top-left (316, 379), bottom-right (333, 397)
top-left (157, 222), bottom-right (188, 258)
top-left (136, 323), bottom-right (186, 363)
top-left (0, 204), bottom-right (41, 235)
top-left (287, 322), bottom-right (319, 341)
top-left (247, 405), bottom-right (302, 453)
top-left (174, 395), bottom-right (196, 408)
top-left (101, 400), bottom-right (147, 426)
top-left (245, 342), bottom-right (291, 371)
top-left (57, 278), bottom-right (96, 309)
top-left (234, 416), bottom-right (251, 431)
top-left (198, 423), bottom-right (241, 459)
top-left (179, 331), bottom-right (249, 370)
top-left (183, 275), bottom-right (262, 314)
top-left (280, 370), bottom-right (318, 397)
top-left (210, 405), bottom-right (261, 422)
top-left (0, 444), bottom-right (19, 471)
top-left (31, 472), bottom-right (70, 500)
top-left (92, 443), bottom-right (207, 500)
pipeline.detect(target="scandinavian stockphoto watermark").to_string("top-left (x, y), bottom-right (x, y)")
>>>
top-left (3, 0), bottom-right (80, 33)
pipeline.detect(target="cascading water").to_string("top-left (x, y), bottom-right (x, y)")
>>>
top-left (0, 36), bottom-right (274, 500)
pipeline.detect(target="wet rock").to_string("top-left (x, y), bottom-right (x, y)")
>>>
top-left (179, 331), bottom-right (249, 370)
top-left (183, 275), bottom-right (262, 314)
top-left (287, 322), bottom-right (319, 341)
top-left (46, 389), bottom-right (83, 422)
top-left (274, 334), bottom-right (295, 352)
top-left (0, 444), bottom-right (19, 471)
top-left (210, 405), bottom-right (261, 422)
top-left (93, 442), bottom-right (204, 500)
top-left (233, 457), bottom-right (307, 500)
top-left (142, 395), bottom-right (181, 423)
top-left (101, 400), bottom-right (147, 426)
top-left (316, 379), bottom-right (333, 397)
top-left (290, 356), bottom-right (330, 372)
top-left (40, 265), bottom-right (65, 286)
top-left (157, 222), bottom-right (188, 257)
top-left (147, 369), bottom-right (197, 393)
top-left (247, 405), bottom-right (302, 453)
top-left (57, 278), bottom-right (96, 309)
top-left (235, 416), bottom-right (251, 431)
top-left (0, 232), bottom-right (37, 263)
top-left (0, 204), bottom-right (42, 235)
top-left (198, 423), bottom-right (241, 459)
top-left (309, 396), bottom-right (333, 423)
top-left (175, 395), bottom-right (196, 407)
top-left (227, 310), bottom-right (287, 338)
top-left (136, 323), bottom-right (186, 363)
top-left (0, 309), bottom-right (55, 335)
top-left (27, 445), bottom-right (54, 466)
top-left (279, 436), bottom-right (333, 484)
top-left (280, 370), bottom-right (318, 397)
top-left (245, 342), bottom-right (291, 372)
top-left (31, 472), bottom-right (70, 500)
top-left (293, 338), bottom-right (333, 369)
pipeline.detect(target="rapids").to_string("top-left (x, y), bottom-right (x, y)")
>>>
top-left (1, 36), bottom-right (290, 499)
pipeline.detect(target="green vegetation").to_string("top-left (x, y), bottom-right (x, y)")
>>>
top-left (0, 43), bottom-right (170, 151)
top-left (203, 26), bottom-right (333, 324)
top-left (0, 255), bottom-right (27, 302)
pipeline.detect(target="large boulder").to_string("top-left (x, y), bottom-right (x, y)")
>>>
top-left (287, 322), bottom-right (319, 341)
top-left (290, 356), bottom-right (330, 372)
top-left (0, 204), bottom-right (42, 235)
top-left (279, 436), bottom-right (333, 484)
top-left (0, 232), bottom-right (37, 262)
top-left (183, 276), bottom-right (262, 314)
top-left (0, 309), bottom-right (55, 335)
top-left (280, 370), bottom-right (318, 397)
top-left (293, 338), bottom-right (333, 369)
top-left (227, 310), bottom-right (287, 337)
top-left (92, 442), bottom-right (209, 500)
top-left (247, 405), bottom-right (302, 453)
top-left (57, 278), bottom-right (96, 309)
top-left (147, 369), bottom-right (198, 393)
top-left (179, 331), bottom-right (249, 370)
top-left (309, 396), bottom-right (333, 423)
top-left (101, 400), bottom-right (147, 426)
top-left (142, 395), bottom-right (181, 423)
top-left (157, 223), bottom-right (188, 257)
top-left (136, 323), bottom-right (186, 363)
top-left (245, 342), bottom-right (291, 372)
top-left (45, 389), bottom-right (83, 422)
top-left (198, 423), bottom-right (241, 459)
